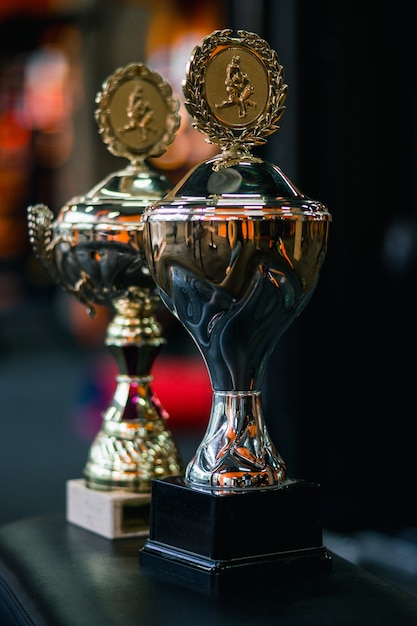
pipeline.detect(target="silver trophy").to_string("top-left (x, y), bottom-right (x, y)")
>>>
top-left (27, 63), bottom-right (183, 538)
top-left (140, 29), bottom-right (332, 588)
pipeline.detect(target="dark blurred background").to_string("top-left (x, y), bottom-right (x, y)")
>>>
top-left (1, 0), bottom-right (416, 597)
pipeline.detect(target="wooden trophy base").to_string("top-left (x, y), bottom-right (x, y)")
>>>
top-left (140, 476), bottom-right (332, 592)
top-left (66, 479), bottom-right (151, 539)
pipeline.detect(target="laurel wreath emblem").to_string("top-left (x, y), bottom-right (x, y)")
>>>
top-left (183, 29), bottom-right (287, 152)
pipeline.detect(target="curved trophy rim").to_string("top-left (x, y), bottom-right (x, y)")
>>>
top-left (183, 29), bottom-right (288, 151)
top-left (95, 62), bottom-right (181, 162)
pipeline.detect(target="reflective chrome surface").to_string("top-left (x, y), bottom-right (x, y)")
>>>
top-left (144, 153), bottom-right (331, 490)
top-left (27, 164), bottom-right (169, 316)
top-left (27, 163), bottom-right (183, 492)
top-left (26, 63), bottom-right (183, 493)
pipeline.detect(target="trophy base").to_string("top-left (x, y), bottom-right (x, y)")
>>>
top-left (140, 476), bottom-right (332, 592)
top-left (66, 479), bottom-right (151, 539)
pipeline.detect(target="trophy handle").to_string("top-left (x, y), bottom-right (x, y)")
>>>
top-left (27, 204), bottom-right (96, 317)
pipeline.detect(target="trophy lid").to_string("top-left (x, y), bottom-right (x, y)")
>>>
top-left (145, 29), bottom-right (330, 222)
top-left (59, 62), bottom-right (181, 227)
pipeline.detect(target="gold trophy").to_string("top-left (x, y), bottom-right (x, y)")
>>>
top-left (27, 63), bottom-right (183, 538)
top-left (140, 30), bottom-right (332, 588)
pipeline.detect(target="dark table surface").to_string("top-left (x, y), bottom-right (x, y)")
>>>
top-left (1, 515), bottom-right (417, 626)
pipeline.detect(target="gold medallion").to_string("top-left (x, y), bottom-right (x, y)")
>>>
top-left (183, 29), bottom-right (287, 152)
top-left (96, 63), bottom-right (181, 163)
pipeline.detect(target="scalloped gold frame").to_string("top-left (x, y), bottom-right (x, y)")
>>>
top-left (95, 62), bottom-right (181, 163)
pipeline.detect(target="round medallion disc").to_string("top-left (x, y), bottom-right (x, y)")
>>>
top-left (183, 29), bottom-right (287, 151)
top-left (96, 63), bottom-right (180, 162)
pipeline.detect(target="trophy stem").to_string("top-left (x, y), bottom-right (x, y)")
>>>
top-left (84, 306), bottom-right (182, 492)
top-left (185, 390), bottom-right (287, 490)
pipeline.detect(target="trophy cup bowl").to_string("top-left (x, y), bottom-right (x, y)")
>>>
top-left (143, 156), bottom-right (329, 490)
top-left (27, 63), bottom-right (183, 537)
top-left (140, 29), bottom-right (332, 587)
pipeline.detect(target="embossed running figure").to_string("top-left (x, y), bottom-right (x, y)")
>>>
top-left (119, 85), bottom-right (156, 142)
top-left (215, 55), bottom-right (257, 119)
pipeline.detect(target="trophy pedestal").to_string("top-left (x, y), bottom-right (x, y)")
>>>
top-left (140, 476), bottom-right (332, 591)
top-left (66, 479), bottom-right (150, 539)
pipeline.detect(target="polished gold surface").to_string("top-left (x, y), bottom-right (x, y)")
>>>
top-left (143, 30), bottom-right (331, 491)
top-left (144, 155), bottom-right (330, 490)
top-left (183, 29), bottom-right (287, 152)
top-left (96, 62), bottom-right (180, 163)
top-left (27, 63), bottom-right (182, 493)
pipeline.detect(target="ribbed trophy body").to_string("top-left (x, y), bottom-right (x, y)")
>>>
top-left (144, 154), bottom-right (330, 490)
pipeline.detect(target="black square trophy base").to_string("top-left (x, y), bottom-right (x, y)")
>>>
top-left (139, 476), bottom-right (332, 592)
